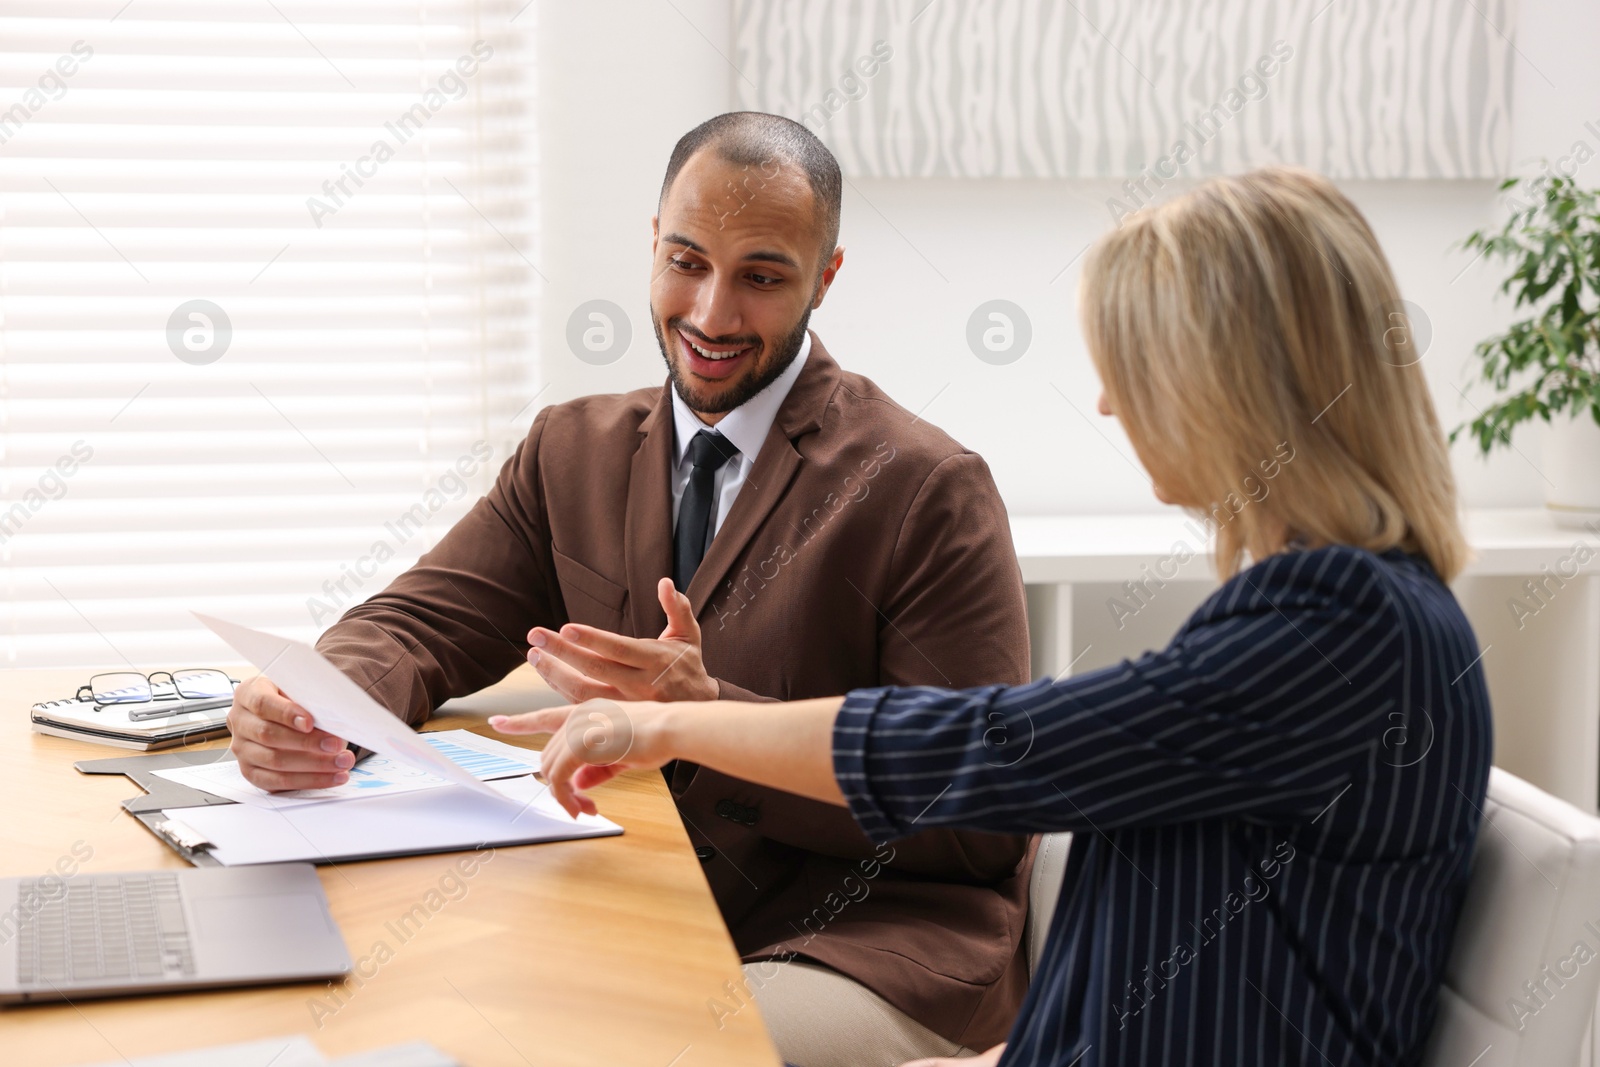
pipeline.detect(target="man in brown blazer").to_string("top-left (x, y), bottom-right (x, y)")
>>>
top-left (228, 112), bottom-right (1033, 1065)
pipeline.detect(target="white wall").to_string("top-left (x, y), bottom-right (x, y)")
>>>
top-left (533, 0), bottom-right (1568, 520)
top-left (534, 0), bottom-right (735, 407)
top-left (819, 175), bottom-right (1536, 516)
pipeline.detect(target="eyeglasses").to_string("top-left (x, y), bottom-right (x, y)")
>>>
top-left (76, 669), bottom-right (236, 710)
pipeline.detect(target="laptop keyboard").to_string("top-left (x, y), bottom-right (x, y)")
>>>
top-left (15, 872), bottom-right (195, 987)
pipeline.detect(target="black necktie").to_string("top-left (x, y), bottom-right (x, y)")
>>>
top-left (673, 430), bottom-right (740, 592)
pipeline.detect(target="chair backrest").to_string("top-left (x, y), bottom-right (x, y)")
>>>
top-left (1026, 832), bottom-right (1072, 975)
top-left (1423, 767), bottom-right (1600, 1067)
top-left (1024, 772), bottom-right (1600, 1064)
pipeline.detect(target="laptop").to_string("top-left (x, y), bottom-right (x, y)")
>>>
top-left (0, 863), bottom-right (351, 1004)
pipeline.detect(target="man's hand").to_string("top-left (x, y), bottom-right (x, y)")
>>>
top-left (491, 699), bottom-right (673, 818)
top-left (228, 675), bottom-right (354, 791)
top-left (527, 577), bottom-right (718, 703)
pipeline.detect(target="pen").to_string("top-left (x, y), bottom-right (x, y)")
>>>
top-left (125, 697), bottom-right (233, 722)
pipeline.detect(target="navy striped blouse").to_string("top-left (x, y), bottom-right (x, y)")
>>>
top-left (834, 544), bottom-right (1492, 1067)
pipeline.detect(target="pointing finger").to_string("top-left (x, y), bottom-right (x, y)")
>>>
top-left (489, 707), bottom-right (571, 735)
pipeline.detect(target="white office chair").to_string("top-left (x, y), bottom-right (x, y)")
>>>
top-left (1424, 767), bottom-right (1600, 1067)
top-left (1025, 831), bottom-right (1072, 974)
top-left (1024, 770), bottom-right (1600, 1066)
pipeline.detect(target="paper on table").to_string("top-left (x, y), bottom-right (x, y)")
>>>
top-left (162, 775), bottom-right (620, 866)
top-left (150, 730), bottom-right (540, 811)
top-left (77, 1035), bottom-right (327, 1067)
top-left (327, 1041), bottom-right (459, 1067)
top-left (192, 613), bottom-right (499, 801)
top-left (76, 1034), bottom-right (458, 1067)
top-left (414, 729), bottom-right (541, 780)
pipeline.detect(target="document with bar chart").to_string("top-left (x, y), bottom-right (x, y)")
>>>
top-left (149, 729), bottom-right (540, 811)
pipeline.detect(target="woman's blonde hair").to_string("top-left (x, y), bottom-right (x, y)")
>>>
top-left (1080, 166), bottom-right (1469, 582)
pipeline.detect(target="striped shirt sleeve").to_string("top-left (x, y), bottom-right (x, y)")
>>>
top-left (833, 546), bottom-right (1403, 843)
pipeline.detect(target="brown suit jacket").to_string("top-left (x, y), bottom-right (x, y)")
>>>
top-left (315, 335), bottom-right (1035, 1047)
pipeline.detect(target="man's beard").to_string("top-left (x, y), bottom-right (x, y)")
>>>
top-left (653, 307), bottom-right (812, 416)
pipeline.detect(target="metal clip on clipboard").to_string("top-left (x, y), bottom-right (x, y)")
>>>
top-left (75, 749), bottom-right (238, 867)
top-left (151, 817), bottom-right (215, 857)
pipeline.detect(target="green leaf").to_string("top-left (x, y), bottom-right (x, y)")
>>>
top-left (1458, 161), bottom-right (1600, 456)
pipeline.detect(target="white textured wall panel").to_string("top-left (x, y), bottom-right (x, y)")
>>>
top-left (734, 0), bottom-right (1516, 179)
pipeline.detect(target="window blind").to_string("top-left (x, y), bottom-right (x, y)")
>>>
top-left (0, 1), bottom-right (538, 668)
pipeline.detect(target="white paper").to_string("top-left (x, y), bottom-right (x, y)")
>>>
top-left (77, 1035), bottom-right (327, 1067)
top-left (150, 730), bottom-right (540, 811)
top-left (328, 1042), bottom-right (457, 1067)
top-left (193, 613), bottom-right (500, 800)
top-left (162, 775), bottom-right (620, 866)
top-left (415, 729), bottom-right (542, 780)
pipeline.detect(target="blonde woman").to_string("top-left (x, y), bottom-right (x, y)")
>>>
top-left (495, 168), bottom-right (1492, 1067)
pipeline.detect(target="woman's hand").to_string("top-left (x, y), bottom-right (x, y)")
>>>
top-left (490, 699), bottom-right (674, 818)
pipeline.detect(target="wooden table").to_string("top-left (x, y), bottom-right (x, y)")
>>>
top-left (0, 667), bottom-right (781, 1067)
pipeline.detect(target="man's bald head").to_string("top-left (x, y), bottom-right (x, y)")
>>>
top-left (658, 111), bottom-right (842, 267)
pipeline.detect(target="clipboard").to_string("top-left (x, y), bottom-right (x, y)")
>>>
top-left (78, 746), bottom-right (622, 868)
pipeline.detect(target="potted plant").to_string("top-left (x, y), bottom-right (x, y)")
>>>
top-left (1455, 171), bottom-right (1600, 528)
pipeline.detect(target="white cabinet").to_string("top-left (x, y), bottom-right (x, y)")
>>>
top-left (1013, 509), bottom-right (1600, 814)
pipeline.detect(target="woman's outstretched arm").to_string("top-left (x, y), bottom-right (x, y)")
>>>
top-left (491, 696), bottom-right (846, 817)
top-left (500, 548), bottom-right (1399, 838)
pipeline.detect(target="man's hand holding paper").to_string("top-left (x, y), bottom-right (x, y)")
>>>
top-left (228, 674), bottom-right (354, 791)
top-left (198, 613), bottom-right (494, 799)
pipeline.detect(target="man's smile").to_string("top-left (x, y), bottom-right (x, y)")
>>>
top-left (678, 328), bottom-right (755, 380)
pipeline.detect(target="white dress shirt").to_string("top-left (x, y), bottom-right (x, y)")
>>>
top-left (670, 331), bottom-right (811, 538)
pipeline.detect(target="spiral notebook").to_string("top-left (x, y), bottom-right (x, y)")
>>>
top-left (31, 685), bottom-right (237, 751)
